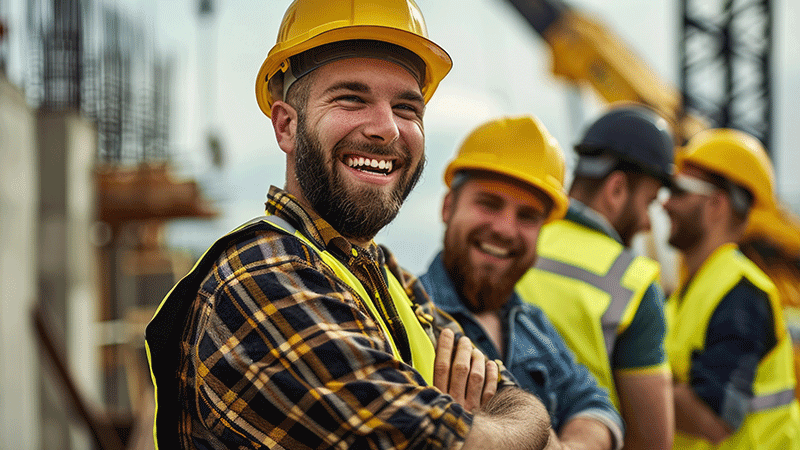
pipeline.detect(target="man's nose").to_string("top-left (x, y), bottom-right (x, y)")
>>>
top-left (362, 103), bottom-right (400, 144)
top-left (490, 207), bottom-right (518, 238)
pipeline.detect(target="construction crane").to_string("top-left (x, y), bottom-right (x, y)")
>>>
top-left (504, 0), bottom-right (800, 394)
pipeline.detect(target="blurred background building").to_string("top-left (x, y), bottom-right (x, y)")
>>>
top-left (2, 0), bottom-right (217, 448)
top-left (0, 0), bottom-right (798, 449)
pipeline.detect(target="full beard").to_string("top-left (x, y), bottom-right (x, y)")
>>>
top-left (667, 205), bottom-right (705, 252)
top-left (443, 227), bottom-right (530, 313)
top-left (293, 117), bottom-right (425, 243)
top-left (615, 206), bottom-right (639, 247)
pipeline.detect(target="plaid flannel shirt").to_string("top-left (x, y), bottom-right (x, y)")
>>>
top-left (176, 186), bottom-right (498, 449)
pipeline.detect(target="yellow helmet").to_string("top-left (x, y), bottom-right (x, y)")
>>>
top-left (677, 128), bottom-right (776, 212)
top-left (444, 116), bottom-right (569, 223)
top-left (255, 0), bottom-right (452, 117)
top-left (745, 206), bottom-right (800, 257)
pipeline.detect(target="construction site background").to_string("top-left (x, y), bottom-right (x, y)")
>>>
top-left (1, 0), bottom-right (799, 449)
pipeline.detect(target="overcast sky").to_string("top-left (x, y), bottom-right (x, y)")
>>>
top-left (4, 0), bottom-right (798, 276)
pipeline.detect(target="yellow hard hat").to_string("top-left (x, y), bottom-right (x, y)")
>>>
top-left (444, 116), bottom-right (569, 223)
top-left (745, 206), bottom-right (800, 257)
top-left (255, 0), bottom-right (452, 117)
top-left (677, 128), bottom-right (776, 212)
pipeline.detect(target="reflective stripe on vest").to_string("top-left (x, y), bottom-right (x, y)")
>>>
top-left (751, 388), bottom-right (795, 412)
top-left (535, 250), bottom-right (635, 357)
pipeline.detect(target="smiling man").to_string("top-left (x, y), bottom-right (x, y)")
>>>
top-left (144, 1), bottom-right (554, 449)
top-left (421, 116), bottom-right (624, 450)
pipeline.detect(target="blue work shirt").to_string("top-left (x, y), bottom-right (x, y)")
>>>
top-left (421, 252), bottom-right (624, 436)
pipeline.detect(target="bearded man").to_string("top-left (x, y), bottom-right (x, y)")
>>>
top-left (662, 129), bottom-right (800, 449)
top-left (422, 115), bottom-right (623, 450)
top-left (517, 104), bottom-right (676, 450)
top-left (144, 1), bottom-right (554, 449)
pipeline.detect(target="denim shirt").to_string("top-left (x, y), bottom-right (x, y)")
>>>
top-left (421, 252), bottom-right (624, 437)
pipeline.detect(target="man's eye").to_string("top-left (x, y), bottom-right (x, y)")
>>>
top-left (477, 199), bottom-right (501, 210)
top-left (335, 95), bottom-right (363, 104)
top-left (394, 103), bottom-right (422, 116)
top-left (519, 213), bottom-right (545, 225)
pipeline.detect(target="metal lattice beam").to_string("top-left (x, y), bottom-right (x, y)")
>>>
top-left (680, 0), bottom-right (773, 153)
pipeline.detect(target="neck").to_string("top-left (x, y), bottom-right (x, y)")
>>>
top-left (682, 234), bottom-right (736, 280)
top-left (473, 310), bottom-right (505, 359)
top-left (348, 236), bottom-right (374, 249)
top-left (573, 191), bottom-right (616, 228)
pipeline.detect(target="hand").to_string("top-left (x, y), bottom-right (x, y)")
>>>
top-left (433, 328), bottom-right (498, 411)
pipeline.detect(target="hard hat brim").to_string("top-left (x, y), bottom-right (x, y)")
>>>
top-left (444, 159), bottom-right (569, 223)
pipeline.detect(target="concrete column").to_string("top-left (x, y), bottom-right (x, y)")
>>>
top-left (0, 75), bottom-right (41, 449)
top-left (37, 110), bottom-right (99, 450)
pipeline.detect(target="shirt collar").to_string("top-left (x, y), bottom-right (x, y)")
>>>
top-left (565, 199), bottom-right (623, 244)
top-left (264, 185), bottom-right (381, 261)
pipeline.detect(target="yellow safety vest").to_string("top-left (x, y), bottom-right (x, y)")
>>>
top-left (517, 219), bottom-right (661, 409)
top-left (145, 215), bottom-right (436, 449)
top-left (666, 244), bottom-right (800, 450)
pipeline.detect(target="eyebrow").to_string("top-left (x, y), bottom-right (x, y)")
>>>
top-left (323, 81), bottom-right (425, 104)
top-left (323, 81), bottom-right (370, 96)
top-left (397, 90), bottom-right (425, 104)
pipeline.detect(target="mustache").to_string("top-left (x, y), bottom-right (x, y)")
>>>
top-left (332, 139), bottom-right (410, 162)
top-left (469, 227), bottom-right (525, 257)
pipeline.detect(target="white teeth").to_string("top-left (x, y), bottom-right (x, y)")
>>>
top-left (344, 156), bottom-right (394, 173)
top-left (479, 242), bottom-right (510, 257)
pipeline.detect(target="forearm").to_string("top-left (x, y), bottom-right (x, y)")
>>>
top-left (614, 369), bottom-right (674, 450)
top-left (557, 417), bottom-right (613, 450)
top-left (674, 382), bottom-right (732, 444)
top-left (464, 387), bottom-right (551, 450)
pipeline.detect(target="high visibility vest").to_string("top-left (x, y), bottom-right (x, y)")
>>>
top-left (145, 215), bottom-right (437, 449)
top-left (517, 219), bottom-right (660, 409)
top-left (666, 244), bottom-right (800, 450)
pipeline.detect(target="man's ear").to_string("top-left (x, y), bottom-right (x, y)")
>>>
top-left (705, 189), bottom-right (730, 225)
top-left (271, 100), bottom-right (298, 155)
top-left (598, 171), bottom-right (629, 220)
top-left (442, 190), bottom-right (455, 223)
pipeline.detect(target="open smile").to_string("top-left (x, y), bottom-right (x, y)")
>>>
top-left (478, 241), bottom-right (512, 258)
top-left (343, 154), bottom-right (397, 176)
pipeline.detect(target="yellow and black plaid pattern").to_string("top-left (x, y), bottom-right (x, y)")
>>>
top-left (175, 186), bottom-right (477, 449)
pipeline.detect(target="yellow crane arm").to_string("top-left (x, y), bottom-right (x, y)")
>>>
top-left (505, 0), bottom-right (800, 306)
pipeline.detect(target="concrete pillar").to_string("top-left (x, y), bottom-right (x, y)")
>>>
top-left (37, 110), bottom-right (99, 450)
top-left (0, 75), bottom-right (41, 449)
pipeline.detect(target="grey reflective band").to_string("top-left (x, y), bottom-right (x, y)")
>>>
top-left (750, 389), bottom-right (796, 412)
top-left (535, 251), bottom-right (635, 357)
